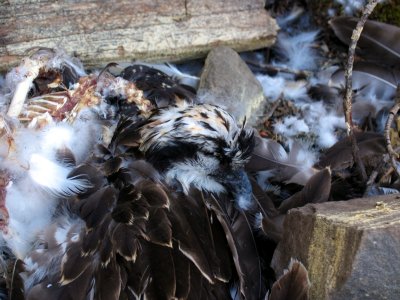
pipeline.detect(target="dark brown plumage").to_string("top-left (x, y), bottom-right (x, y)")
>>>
top-left (15, 156), bottom-right (238, 299)
top-left (10, 100), bottom-right (263, 299)
top-left (1, 57), bottom-right (315, 300)
top-left (121, 65), bottom-right (197, 108)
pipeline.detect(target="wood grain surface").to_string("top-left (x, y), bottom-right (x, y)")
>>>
top-left (0, 0), bottom-right (278, 70)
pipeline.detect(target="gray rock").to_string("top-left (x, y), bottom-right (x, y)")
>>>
top-left (197, 46), bottom-right (265, 126)
top-left (271, 195), bottom-right (400, 300)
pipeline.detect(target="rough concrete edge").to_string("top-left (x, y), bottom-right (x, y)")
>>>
top-left (307, 214), bottom-right (363, 299)
top-left (271, 204), bottom-right (364, 300)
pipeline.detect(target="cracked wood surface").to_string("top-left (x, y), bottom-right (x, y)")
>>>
top-left (0, 0), bottom-right (278, 71)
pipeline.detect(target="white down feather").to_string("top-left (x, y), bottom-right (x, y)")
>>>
top-left (0, 110), bottom-right (104, 258)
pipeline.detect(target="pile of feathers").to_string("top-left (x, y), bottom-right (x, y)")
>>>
top-left (1, 3), bottom-right (400, 299)
top-left (0, 48), bottom-right (312, 299)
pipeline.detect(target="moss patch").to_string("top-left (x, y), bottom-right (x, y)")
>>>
top-left (370, 0), bottom-right (400, 27)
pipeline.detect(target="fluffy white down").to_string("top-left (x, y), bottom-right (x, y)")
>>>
top-left (0, 110), bottom-right (104, 259)
top-left (255, 24), bottom-right (348, 150)
top-left (273, 31), bottom-right (320, 71)
top-left (3, 178), bottom-right (58, 259)
top-left (332, 0), bottom-right (387, 15)
top-left (165, 153), bottom-right (225, 194)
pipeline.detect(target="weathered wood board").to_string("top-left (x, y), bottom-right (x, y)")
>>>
top-left (0, 0), bottom-right (278, 71)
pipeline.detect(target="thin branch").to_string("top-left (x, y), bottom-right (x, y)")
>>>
top-left (264, 96), bottom-right (282, 121)
top-left (384, 85), bottom-right (400, 177)
top-left (343, 0), bottom-right (378, 182)
top-left (243, 59), bottom-right (311, 78)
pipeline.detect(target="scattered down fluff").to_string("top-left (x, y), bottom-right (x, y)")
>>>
top-left (0, 112), bottom-right (104, 259)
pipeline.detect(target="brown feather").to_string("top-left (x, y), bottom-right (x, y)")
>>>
top-left (330, 17), bottom-right (400, 66)
top-left (206, 194), bottom-right (265, 300)
top-left (169, 192), bottom-right (223, 284)
top-left (60, 238), bottom-right (91, 285)
top-left (331, 62), bottom-right (400, 97)
top-left (187, 266), bottom-right (231, 300)
top-left (78, 186), bottom-right (116, 229)
top-left (145, 207), bottom-right (172, 247)
top-left (110, 117), bottom-right (145, 150)
top-left (250, 177), bottom-right (279, 217)
top-left (94, 260), bottom-right (121, 300)
top-left (316, 132), bottom-right (385, 170)
top-left (278, 168), bottom-right (331, 214)
top-left (140, 182), bottom-right (170, 208)
top-left (268, 259), bottom-right (310, 300)
top-left (133, 241), bottom-right (176, 300)
top-left (247, 136), bottom-right (317, 185)
top-left (261, 214), bottom-right (285, 243)
top-left (209, 210), bottom-right (233, 282)
top-left (101, 156), bottom-right (123, 176)
top-left (6, 259), bottom-right (25, 300)
top-left (67, 164), bottom-right (105, 197)
top-left (111, 224), bottom-right (140, 261)
top-left (171, 241), bottom-right (191, 299)
top-left (28, 267), bottom-right (94, 300)
top-left (55, 147), bottom-right (76, 167)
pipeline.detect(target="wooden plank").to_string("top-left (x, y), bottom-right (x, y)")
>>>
top-left (187, 0), bottom-right (265, 15)
top-left (0, 0), bottom-right (278, 71)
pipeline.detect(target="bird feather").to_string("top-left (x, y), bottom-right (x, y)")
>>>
top-left (278, 167), bottom-right (332, 214)
top-left (247, 136), bottom-right (318, 185)
top-left (316, 132), bottom-right (386, 170)
top-left (268, 259), bottom-right (310, 300)
top-left (330, 17), bottom-right (400, 66)
top-left (206, 194), bottom-right (264, 300)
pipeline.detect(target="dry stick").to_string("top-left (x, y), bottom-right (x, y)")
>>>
top-left (343, 0), bottom-right (378, 182)
top-left (384, 85), bottom-right (400, 177)
top-left (243, 59), bottom-right (311, 78)
top-left (264, 96), bottom-right (282, 121)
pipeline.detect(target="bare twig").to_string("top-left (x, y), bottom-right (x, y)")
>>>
top-left (264, 96), bottom-right (282, 121)
top-left (243, 59), bottom-right (312, 78)
top-left (384, 85), bottom-right (400, 177)
top-left (343, 0), bottom-right (378, 182)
